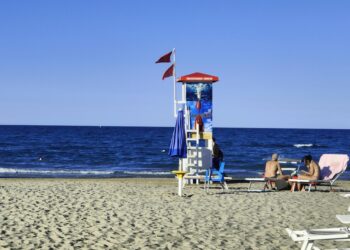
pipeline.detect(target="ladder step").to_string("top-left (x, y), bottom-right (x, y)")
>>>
top-left (187, 161), bottom-right (198, 164)
top-left (187, 164), bottom-right (196, 167)
top-left (187, 155), bottom-right (197, 158)
top-left (187, 153), bottom-right (201, 156)
top-left (186, 130), bottom-right (197, 133)
top-left (186, 138), bottom-right (197, 141)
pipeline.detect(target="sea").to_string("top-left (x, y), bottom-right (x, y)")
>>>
top-left (0, 125), bottom-right (349, 179)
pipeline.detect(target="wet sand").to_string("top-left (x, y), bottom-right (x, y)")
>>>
top-left (0, 178), bottom-right (349, 249)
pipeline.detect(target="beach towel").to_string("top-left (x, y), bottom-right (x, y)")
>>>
top-left (319, 154), bottom-right (349, 181)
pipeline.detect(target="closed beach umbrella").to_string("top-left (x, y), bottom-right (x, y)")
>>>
top-left (169, 110), bottom-right (187, 158)
top-left (169, 110), bottom-right (188, 196)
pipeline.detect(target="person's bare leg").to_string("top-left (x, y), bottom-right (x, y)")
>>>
top-left (282, 175), bottom-right (290, 181)
top-left (278, 175), bottom-right (291, 183)
top-left (290, 182), bottom-right (295, 192)
top-left (297, 175), bottom-right (315, 191)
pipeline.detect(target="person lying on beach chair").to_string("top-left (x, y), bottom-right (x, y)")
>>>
top-left (294, 154), bottom-right (320, 191)
top-left (264, 153), bottom-right (290, 189)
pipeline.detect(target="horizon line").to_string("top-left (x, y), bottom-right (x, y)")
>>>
top-left (0, 124), bottom-right (349, 130)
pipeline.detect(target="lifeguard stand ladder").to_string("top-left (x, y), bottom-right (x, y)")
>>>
top-left (176, 72), bottom-right (219, 184)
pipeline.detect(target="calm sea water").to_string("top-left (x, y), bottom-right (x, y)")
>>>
top-left (0, 126), bottom-right (349, 179)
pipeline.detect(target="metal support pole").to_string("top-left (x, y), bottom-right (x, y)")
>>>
top-left (178, 176), bottom-right (183, 196)
top-left (173, 48), bottom-right (177, 117)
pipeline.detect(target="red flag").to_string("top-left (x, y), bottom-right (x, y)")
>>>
top-left (162, 64), bottom-right (174, 80)
top-left (155, 51), bottom-right (172, 63)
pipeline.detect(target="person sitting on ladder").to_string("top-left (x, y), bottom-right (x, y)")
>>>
top-left (212, 137), bottom-right (224, 170)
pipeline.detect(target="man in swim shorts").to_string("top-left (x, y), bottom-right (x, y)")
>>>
top-left (265, 153), bottom-right (282, 178)
top-left (264, 153), bottom-right (290, 189)
top-left (297, 154), bottom-right (320, 191)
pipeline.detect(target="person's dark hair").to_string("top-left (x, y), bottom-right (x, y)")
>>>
top-left (212, 137), bottom-right (216, 143)
top-left (302, 154), bottom-right (312, 162)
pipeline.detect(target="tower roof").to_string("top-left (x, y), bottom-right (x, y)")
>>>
top-left (177, 72), bottom-right (219, 83)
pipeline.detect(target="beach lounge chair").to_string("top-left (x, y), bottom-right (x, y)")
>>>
top-left (336, 215), bottom-right (350, 224)
top-left (204, 161), bottom-right (228, 192)
top-left (289, 154), bottom-right (349, 192)
top-left (245, 177), bottom-right (277, 192)
top-left (286, 227), bottom-right (350, 250)
top-left (245, 159), bottom-right (300, 191)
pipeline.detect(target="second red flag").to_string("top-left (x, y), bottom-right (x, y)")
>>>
top-left (162, 64), bottom-right (174, 80)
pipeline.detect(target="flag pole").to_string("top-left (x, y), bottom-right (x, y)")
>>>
top-left (173, 48), bottom-right (177, 117)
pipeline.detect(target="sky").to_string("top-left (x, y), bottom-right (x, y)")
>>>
top-left (0, 1), bottom-right (349, 129)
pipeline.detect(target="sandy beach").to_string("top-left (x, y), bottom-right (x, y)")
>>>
top-left (0, 178), bottom-right (349, 250)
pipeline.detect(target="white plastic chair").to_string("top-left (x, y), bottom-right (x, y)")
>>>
top-left (286, 227), bottom-right (350, 250)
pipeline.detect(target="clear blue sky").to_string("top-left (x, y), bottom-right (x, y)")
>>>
top-left (0, 1), bottom-right (349, 129)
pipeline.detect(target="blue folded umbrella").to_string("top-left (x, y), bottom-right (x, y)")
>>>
top-left (169, 110), bottom-right (187, 158)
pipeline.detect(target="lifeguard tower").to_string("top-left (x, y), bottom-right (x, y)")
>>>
top-left (176, 72), bottom-right (219, 183)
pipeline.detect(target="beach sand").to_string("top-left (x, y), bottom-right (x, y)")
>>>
top-left (1, 178), bottom-right (350, 250)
